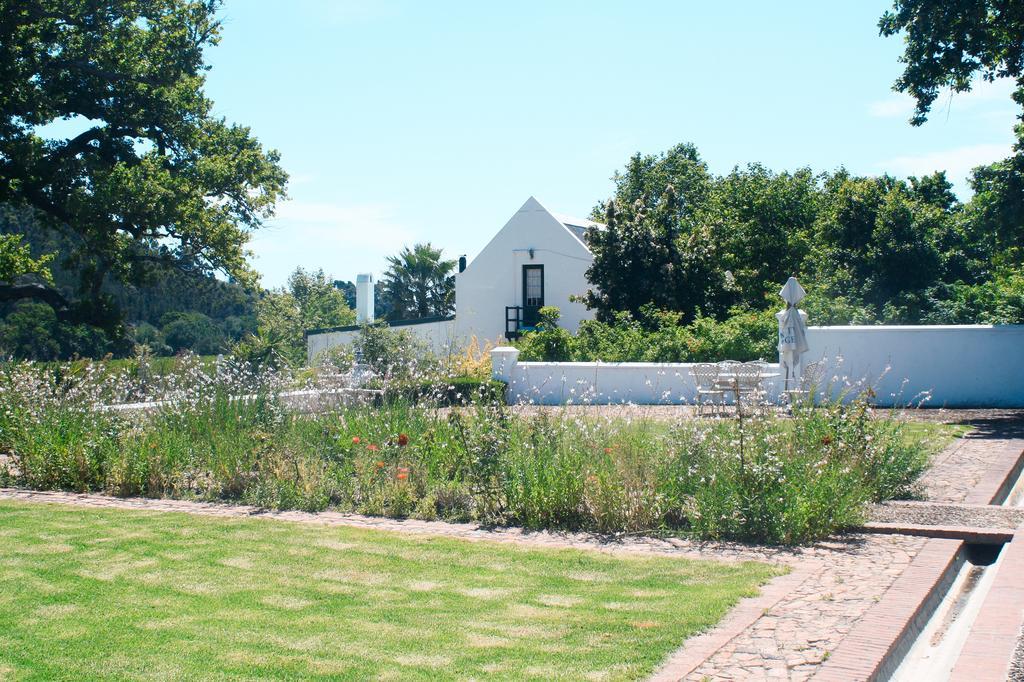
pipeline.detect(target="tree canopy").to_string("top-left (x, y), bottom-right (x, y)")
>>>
top-left (378, 243), bottom-right (456, 321)
top-left (233, 267), bottom-right (355, 367)
top-left (880, 0), bottom-right (1024, 262)
top-left (583, 143), bottom-right (1016, 327)
top-left (0, 0), bottom-right (287, 326)
top-left (879, 0), bottom-right (1024, 127)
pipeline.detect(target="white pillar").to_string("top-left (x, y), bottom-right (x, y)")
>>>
top-left (490, 346), bottom-right (520, 384)
top-left (356, 273), bottom-right (374, 324)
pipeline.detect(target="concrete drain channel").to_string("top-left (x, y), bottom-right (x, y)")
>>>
top-left (888, 467), bottom-right (1024, 680)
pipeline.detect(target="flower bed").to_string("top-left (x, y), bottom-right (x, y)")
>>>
top-left (0, 358), bottom-right (956, 544)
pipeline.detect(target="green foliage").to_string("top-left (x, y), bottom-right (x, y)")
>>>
top-left (160, 311), bottom-right (226, 355)
top-left (0, 0), bottom-right (286, 323)
top-left (927, 270), bottom-right (1024, 324)
top-left (880, 0), bottom-right (1024, 265)
top-left (0, 301), bottom-right (119, 360)
top-left (0, 303), bottom-right (61, 360)
top-left (584, 145), bottom-right (732, 321)
top-left (515, 306), bottom-right (776, 363)
top-left (0, 359), bottom-right (956, 544)
top-left (240, 267), bottom-right (355, 368)
top-left (879, 0), bottom-right (1024, 127)
top-left (0, 234), bottom-right (52, 285)
top-left (395, 377), bottom-right (507, 406)
top-left (285, 267), bottom-right (356, 331)
top-left (584, 143), bottom-right (1021, 325)
top-left (352, 322), bottom-right (430, 381)
top-left (379, 243), bottom-right (456, 320)
top-left (536, 305), bottom-right (562, 330)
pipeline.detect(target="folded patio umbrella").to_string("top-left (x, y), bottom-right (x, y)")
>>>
top-left (776, 277), bottom-right (809, 391)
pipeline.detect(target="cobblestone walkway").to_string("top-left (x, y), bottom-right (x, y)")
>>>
top-left (672, 416), bottom-right (1024, 681)
top-left (919, 415), bottom-right (1024, 503)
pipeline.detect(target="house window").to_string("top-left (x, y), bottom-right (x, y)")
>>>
top-left (523, 265), bottom-right (544, 307)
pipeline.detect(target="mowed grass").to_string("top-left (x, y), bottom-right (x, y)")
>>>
top-left (0, 501), bottom-right (781, 681)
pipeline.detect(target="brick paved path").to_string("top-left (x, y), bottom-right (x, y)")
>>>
top-left (2, 415), bottom-right (1022, 682)
top-left (673, 416), bottom-right (1024, 681)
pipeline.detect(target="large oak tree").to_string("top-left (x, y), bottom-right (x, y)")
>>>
top-left (0, 0), bottom-right (287, 328)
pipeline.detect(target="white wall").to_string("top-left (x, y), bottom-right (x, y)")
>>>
top-left (493, 325), bottom-right (1024, 408)
top-left (307, 318), bottom-right (460, 364)
top-left (455, 197), bottom-right (595, 345)
top-left (804, 325), bottom-right (1024, 408)
top-left (491, 347), bottom-right (784, 405)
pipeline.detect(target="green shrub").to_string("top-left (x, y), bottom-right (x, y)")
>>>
top-left (0, 358), bottom-right (947, 545)
top-left (515, 306), bottom-right (776, 362)
top-left (394, 377), bottom-right (506, 406)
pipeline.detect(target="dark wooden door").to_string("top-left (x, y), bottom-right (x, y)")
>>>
top-left (522, 264), bottom-right (544, 327)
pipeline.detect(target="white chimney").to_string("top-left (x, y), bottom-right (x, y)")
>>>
top-left (356, 273), bottom-right (374, 324)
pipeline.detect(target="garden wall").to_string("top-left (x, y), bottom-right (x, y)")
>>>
top-left (492, 324), bottom-right (1024, 407)
top-left (307, 317), bottom-right (459, 363)
top-left (490, 347), bottom-right (785, 406)
top-left (805, 324), bottom-right (1024, 408)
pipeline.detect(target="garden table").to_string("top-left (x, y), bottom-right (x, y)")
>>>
top-left (714, 372), bottom-right (780, 413)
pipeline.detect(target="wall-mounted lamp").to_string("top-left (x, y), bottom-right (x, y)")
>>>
top-left (528, 248), bottom-right (534, 259)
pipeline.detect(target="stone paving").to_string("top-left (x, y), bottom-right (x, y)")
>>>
top-left (679, 534), bottom-right (927, 681)
top-left (1, 413), bottom-right (1022, 681)
top-left (672, 415), bottom-right (1024, 681)
top-left (868, 500), bottom-right (1024, 528)
top-left (918, 415), bottom-right (1024, 503)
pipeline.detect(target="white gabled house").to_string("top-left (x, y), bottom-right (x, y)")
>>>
top-left (454, 196), bottom-right (601, 344)
top-left (306, 196), bottom-right (602, 362)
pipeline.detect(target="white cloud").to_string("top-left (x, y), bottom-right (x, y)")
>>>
top-left (248, 200), bottom-right (417, 286)
top-left (878, 143), bottom-right (1012, 183)
top-left (868, 77), bottom-right (1017, 119)
top-left (266, 201), bottom-right (415, 250)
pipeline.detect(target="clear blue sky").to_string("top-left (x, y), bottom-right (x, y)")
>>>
top-left (202, 0), bottom-right (1018, 287)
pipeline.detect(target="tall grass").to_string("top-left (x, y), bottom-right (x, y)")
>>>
top-left (0, 356), bottom-right (943, 545)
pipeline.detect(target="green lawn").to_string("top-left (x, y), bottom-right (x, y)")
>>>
top-left (0, 501), bottom-right (780, 681)
top-left (900, 420), bottom-right (972, 452)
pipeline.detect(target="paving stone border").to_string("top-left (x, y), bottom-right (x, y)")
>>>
top-left (859, 521), bottom-right (1016, 544)
top-left (812, 421), bottom-right (1024, 681)
top-left (867, 499), bottom-right (1024, 529)
top-left (814, 538), bottom-right (965, 681)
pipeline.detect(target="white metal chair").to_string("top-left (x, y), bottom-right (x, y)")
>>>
top-left (784, 360), bottom-right (823, 408)
top-left (735, 361), bottom-right (766, 415)
top-left (691, 363), bottom-right (726, 416)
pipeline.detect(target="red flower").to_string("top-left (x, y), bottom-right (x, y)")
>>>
top-left (397, 433), bottom-right (409, 447)
top-left (367, 444), bottom-right (379, 452)
top-left (396, 472), bottom-right (409, 481)
top-left (352, 436), bottom-right (361, 445)
top-left (375, 461), bottom-right (385, 469)
top-left (603, 447), bottom-right (613, 454)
